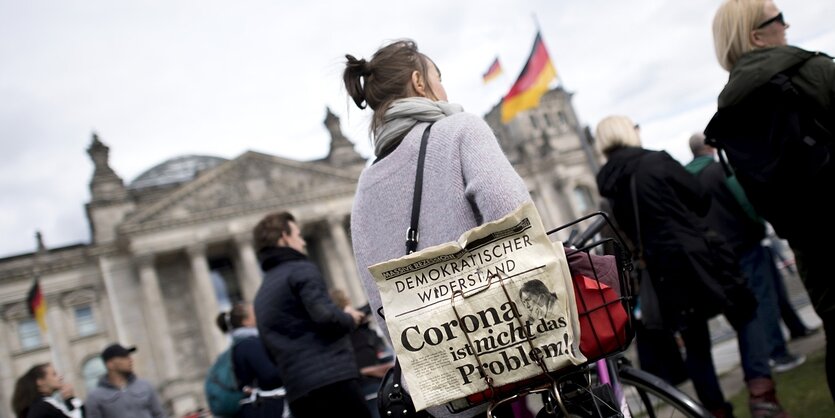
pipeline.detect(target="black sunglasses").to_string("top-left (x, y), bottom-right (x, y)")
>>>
top-left (756, 12), bottom-right (785, 29)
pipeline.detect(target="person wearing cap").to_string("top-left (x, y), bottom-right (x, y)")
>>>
top-left (84, 343), bottom-right (167, 418)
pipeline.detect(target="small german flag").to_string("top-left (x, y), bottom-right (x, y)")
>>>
top-left (500, 32), bottom-right (558, 123)
top-left (482, 57), bottom-right (503, 84)
top-left (27, 278), bottom-right (47, 331)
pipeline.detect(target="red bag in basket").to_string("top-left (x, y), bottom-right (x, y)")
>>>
top-left (573, 274), bottom-right (628, 359)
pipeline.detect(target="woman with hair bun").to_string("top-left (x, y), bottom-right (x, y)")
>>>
top-left (215, 303), bottom-right (286, 418)
top-left (711, 0), bottom-right (835, 403)
top-left (345, 38), bottom-right (530, 418)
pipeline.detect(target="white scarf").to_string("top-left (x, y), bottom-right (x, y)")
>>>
top-left (231, 326), bottom-right (258, 340)
top-left (373, 97), bottom-right (464, 157)
top-left (44, 396), bottom-right (83, 418)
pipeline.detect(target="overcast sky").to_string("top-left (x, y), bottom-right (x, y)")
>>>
top-left (1, 0), bottom-right (833, 258)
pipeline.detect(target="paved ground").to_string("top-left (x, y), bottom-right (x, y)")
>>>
top-left (675, 303), bottom-right (824, 404)
top-left (668, 267), bottom-right (826, 407)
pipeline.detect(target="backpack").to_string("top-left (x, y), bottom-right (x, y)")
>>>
top-left (703, 58), bottom-right (834, 240)
top-left (204, 343), bottom-right (243, 417)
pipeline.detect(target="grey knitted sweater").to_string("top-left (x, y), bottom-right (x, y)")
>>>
top-left (350, 112), bottom-right (531, 417)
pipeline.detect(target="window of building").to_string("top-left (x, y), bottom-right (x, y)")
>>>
top-left (18, 318), bottom-right (42, 350)
top-left (530, 115), bottom-right (539, 129)
top-left (82, 357), bottom-right (106, 392)
top-left (544, 112), bottom-right (556, 127)
top-left (558, 111), bottom-right (568, 125)
top-left (209, 257), bottom-right (241, 312)
top-left (74, 305), bottom-right (98, 336)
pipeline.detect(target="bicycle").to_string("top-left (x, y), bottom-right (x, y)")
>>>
top-left (468, 211), bottom-right (711, 417)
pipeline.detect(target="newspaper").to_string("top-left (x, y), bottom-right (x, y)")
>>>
top-left (368, 202), bottom-right (586, 411)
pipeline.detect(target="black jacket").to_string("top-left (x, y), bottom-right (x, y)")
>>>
top-left (232, 335), bottom-right (284, 391)
top-left (716, 45), bottom-right (835, 245)
top-left (597, 147), bottom-right (751, 328)
top-left (685, 156), bottom-right (766, 255)
top-left (253, 247), bottom-right (358, 402)
top-left (25, 397), bottom-right (83, 418)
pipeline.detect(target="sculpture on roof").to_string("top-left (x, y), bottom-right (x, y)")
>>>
top-left (87, 132), bottom-right (117, 177)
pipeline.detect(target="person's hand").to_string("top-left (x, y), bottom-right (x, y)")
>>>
top-left (59, 383), bottom-right (75, 400)
top-left (344, 305), bottom-right (365, 325)
top-left (361, 362), bottom-right (394, 378)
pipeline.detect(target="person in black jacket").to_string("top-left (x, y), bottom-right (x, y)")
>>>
top-left (12, 363), bottom-right (84, 418)
top-left (252, 211), bottom-right (369, 418)
top-left (711, 0), bottom-right (835, 402)
top-left (595, 115), bottom-right (790, 418)
top-left (215, 303), bottom-right (286, 418)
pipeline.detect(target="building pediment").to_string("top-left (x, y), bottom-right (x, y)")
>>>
top-left (120, 151), bottom-right (360, 234)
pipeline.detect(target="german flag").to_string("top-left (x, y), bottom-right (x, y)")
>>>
top-left (482, 57), bottom-right (503, 84)
top-left (500, 32), bottom-right (557, 123)
top-left (27, 278), bottom-right (47, 331)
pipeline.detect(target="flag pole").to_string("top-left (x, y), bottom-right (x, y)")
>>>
top-left (31, 237), bottom-right (65, 375)
top-left (531, 15), bottom-right (563, 89)
top-left (523, 18), bottom-right (597, 172)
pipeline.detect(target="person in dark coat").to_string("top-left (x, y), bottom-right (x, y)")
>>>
top-left (252, 211), bottom-right (370, 418)
top-left (685, 133), bottom-right (806, 373)
top-left (215, 303), bottom-right (286, 418)
top-left (12, 363), bottom-right (84, 418)
top-left (711, 0), bottom-right (835, 402)
top-left (594, 115), bottom-right (789, 418)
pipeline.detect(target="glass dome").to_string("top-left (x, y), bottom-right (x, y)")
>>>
top-left (129, 155), bottom-right (228, 191)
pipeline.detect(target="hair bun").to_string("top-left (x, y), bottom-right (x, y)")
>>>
top-left (346, 54), bottom-right (372, 77)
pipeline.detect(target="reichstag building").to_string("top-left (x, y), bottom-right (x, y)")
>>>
top-left (0, 88), bottom-right (602, 417)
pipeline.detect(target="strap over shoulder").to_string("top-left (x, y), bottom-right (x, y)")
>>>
top-left (406, 122), bottom-right (435, 254)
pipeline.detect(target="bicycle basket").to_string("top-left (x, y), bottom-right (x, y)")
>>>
top-left (555, 212), bottom-right (635, 362)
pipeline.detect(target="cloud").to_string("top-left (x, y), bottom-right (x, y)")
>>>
top-left (1, 0), bottom-right (833, 257)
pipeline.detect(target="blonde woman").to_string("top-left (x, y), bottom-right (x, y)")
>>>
top-left (595, 115), bottom-right (790, 417)
top-left (712, 0), bottom-right (835, 404)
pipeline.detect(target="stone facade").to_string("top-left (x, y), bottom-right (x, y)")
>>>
top-left (0, 91), bottom-right (602, 418)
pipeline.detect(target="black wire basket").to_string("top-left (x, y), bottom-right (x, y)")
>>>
top-left (550, 211), bottom-right (635, 365)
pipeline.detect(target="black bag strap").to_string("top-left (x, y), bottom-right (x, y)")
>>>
top-left (406, 122), bottom-right (435, 254)
top-left (377, 122), bottom-right (435, 322)
top-left (377, 123), bottom-right (436, 418)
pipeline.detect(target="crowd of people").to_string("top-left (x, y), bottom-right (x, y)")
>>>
top-left (12, 343), bottom-right (167, 418)
top-left (12, 0), bottom-right (832, 417)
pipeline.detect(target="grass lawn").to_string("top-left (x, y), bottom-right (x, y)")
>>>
top-left (729, 349), bottom-right (834, 417)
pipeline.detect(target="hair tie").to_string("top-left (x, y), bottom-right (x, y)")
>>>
top-left (359, 59), bottom-right (372, 77)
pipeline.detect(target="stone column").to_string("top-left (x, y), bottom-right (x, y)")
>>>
top-left (534, 171), bottom-right (564, 229)
top-left (46, 301), bottom-right (74, 376)
top-left (0, 318), bottom-right (15, 418)
top-left (99, 256), bottom-right (128, 343)
top-left (187, 244), bottom-right (226, 358)
top-left (327, 215), bottom-right (367, 305)
top-left (234, 234), bottom-right (262, 302)
top-left (136, 254), bottom-right (179, 381)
